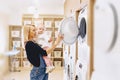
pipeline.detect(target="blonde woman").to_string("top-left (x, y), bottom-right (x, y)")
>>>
top-left (24, 25), bottom-right (63, 80)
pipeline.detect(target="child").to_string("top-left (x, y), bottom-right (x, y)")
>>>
top-left (36, 23), bottom-right (55, 73)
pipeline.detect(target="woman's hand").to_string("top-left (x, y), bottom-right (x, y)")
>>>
top-left (55, 34), bottom-right (64, 46)
top-left (46, 34), bottom-right (64, 54)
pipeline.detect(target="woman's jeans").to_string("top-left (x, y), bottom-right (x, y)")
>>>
top-left (30, 55), bottom-right (48, 80)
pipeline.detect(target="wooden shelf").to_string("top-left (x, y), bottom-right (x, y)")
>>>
top-left (9, 15), bottom-right (64, 71)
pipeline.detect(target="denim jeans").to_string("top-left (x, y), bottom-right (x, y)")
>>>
top-left (30, 55), bottom-right (48, 80)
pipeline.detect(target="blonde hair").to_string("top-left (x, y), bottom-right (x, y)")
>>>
top-left (23, 25), bottom-right (30, 42)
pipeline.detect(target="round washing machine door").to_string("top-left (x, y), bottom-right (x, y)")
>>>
top-left (94, 1), bottom-right (119, 52)
top-left (59, 17), bottom-right (79, 45)
top-left (78, 7), bottom-right (87, 43)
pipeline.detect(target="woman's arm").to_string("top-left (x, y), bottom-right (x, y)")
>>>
top-left (46, 34), bottom-right (63, 54)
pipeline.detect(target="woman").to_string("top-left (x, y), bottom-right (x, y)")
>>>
top-left (24, 25), bottom-right (63, 80)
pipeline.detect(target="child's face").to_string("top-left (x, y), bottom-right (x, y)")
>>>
top-left (37, 27), bottom-right (45, 34)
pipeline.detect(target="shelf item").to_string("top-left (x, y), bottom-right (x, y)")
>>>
top-left (54, 51), bottom-right (62, 58)
top-left (55, 21), bottom-right (60, 28)
top-left (13, 41), bottom-right (21, 48)
top-left (44, 21), bottom-right (52, 28)
top-left (11, 31), bottom-right (20, 38)
top-left (54, 61), bottom-right (62, 67)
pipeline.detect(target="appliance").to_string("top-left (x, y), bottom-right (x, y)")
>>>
top-left (63, 44), bottom-right (76, 80)
top-left (69, 43), bottom-right (77, 80)
top-left (63, 48), bottom-right (69, 80)
top-left (91, 0), bottom-right (120, 80)
top-left (59, 6), bottom-right (89, 80)
top-left (75, 6), bottom-right (90, 80)
top-left (75, 43), bottom-right (89, 80)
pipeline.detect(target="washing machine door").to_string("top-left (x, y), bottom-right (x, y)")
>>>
top-left (94, 1), bottom-right (118, 52)
top-left (78, 7), bottom-right (87, 43)
top-left (92, 1), bottom-right (119, 80)
top-left (59, 17), bottom-right (79, 45)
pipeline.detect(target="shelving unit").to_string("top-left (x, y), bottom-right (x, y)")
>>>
top-left (22, 14), bottom-right (64, 67)
top-left (9, 25), bottom-right (23, 72)
top-left (9, 14), bottom-right (64, 72)
top-left (9, 15), bottom-right (64, 72)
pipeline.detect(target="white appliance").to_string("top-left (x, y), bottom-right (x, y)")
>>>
top-left (69, 43), bottom-right (76, 80)
top-left (75, 7), bottom-right (90, 80)
top-left (63, 44), bottom-right (76, 80)
top-left (63, 50), bottom-right (69, 80)
top-left (76, 43), bottom-right (90, 80)
top-left (59, 6), bottom-right (89, 80)
top-left (92, 0), bottom-right (120, 80)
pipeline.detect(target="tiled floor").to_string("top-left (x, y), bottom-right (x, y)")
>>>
top-left (3, 67), bottom-right (64, 80)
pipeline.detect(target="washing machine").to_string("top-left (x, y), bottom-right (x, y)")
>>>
top-left (63, 46), bottom-right (69, 80)
top-left (92, 0), bottom-right (120, 80)
top-left (75, 42), bottom-right (90, 80)
top-left (59, 6), bottom-right (90, 80)
top-left (69, 43), bottom-right (76, 80)
top-left (63, 44), bottom-right (76, 80)
top-left (75, 6), bottom-right (90, 80)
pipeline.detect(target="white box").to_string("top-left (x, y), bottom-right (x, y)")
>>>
top-left (44, 21), bottom-right (51, 28)
top-left (11, 60), bottom-right (19, 68)
top-left (23, 61), bottom-right (31, 67)
top-left (54, 61), bottom-right (61, 67)
top-left (54, 51), bottom-right (61, 58)
top-left (11, 31), bottom-right (20, 37)
top-left (13, 41), bottom-right (21, 47)
top-left (55, 21), bottom-right (60, 28)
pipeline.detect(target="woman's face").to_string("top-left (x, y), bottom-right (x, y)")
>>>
top-left (29, 26), bottom-right (36, 39)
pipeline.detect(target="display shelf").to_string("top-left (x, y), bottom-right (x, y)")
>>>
top-left (9, 15), bottom-right (64, 71)
top-left (22, 14), bottom-right (64, 67)
top-left (9, 25), bottom-right (23, 72)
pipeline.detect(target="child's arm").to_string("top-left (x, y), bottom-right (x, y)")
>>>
top-left (46, 34), bottom-right (63, 54)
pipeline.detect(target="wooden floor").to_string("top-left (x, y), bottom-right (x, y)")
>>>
top-left (2, 67), bottom-right (64, 80)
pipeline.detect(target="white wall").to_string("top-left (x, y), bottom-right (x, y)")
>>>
top-left (6, 0), bottom-right (64, 25)
top-left (0, 11), bottom-right (9, 79)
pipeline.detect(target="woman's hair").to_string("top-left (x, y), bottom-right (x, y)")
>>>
top-left (23, 25), bottom-right (35, 41)
top-left (23, 25), bottom-right (30, 42)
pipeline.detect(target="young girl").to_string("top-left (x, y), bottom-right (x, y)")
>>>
top-left (36, 23), bottom-right (55, 73)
